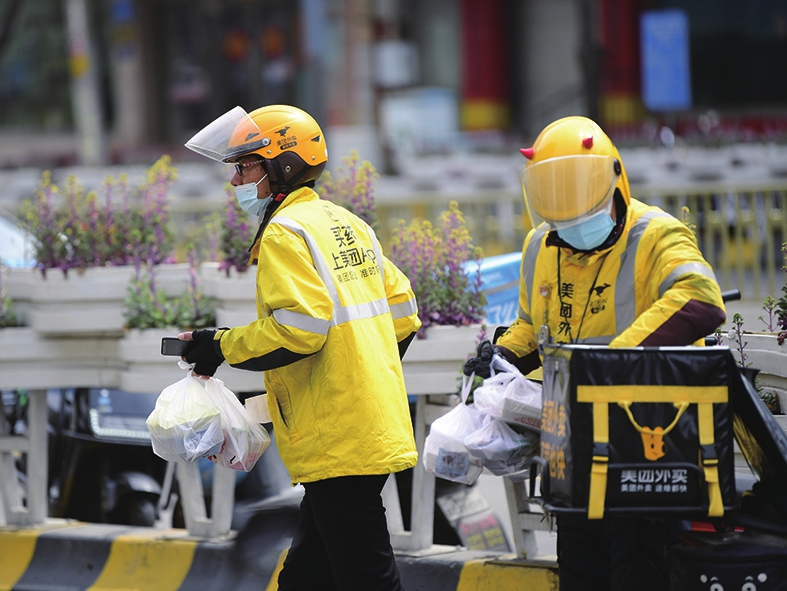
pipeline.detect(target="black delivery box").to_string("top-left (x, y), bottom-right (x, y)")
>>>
top-left (535, 345), bottom-right (738, 520)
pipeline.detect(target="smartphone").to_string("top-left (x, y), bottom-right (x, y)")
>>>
top-left (161, 337), bottom-right (191, 357)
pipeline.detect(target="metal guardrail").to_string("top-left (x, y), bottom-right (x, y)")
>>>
top-left (371, 181), bottom-right (787, 302)
top-left (632, 182), bottom-right (787, 301)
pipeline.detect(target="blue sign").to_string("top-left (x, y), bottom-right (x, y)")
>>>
top-left (640, 9), bottom-right (692, 112)
top-left (111, 0), bottom-right (135, 23)
top-left (465, 251), bottom-right (522, 327)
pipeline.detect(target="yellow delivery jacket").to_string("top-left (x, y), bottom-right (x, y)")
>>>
top-left (218, 187), bottom-right (421, 483)
top-left (499, 197), bottom-right (726, 357)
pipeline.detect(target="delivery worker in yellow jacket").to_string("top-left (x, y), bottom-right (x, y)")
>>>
top-left (181, 105), bottom-right (420, 591)
top-left (465, 117), bottom-right (726, 591)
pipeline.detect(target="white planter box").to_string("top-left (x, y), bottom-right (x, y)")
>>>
top-left (6, 264), bottom-right (192, 337)
top-left (199, 262), bottom-right (257, 327)
top-left (402, 324), bottom-right (484, 395)
top-left (0, 326), bottom-right (121, 389)
top-left (118, 328), bottom-right (185, 393)
top-left (3, 267), bottom-right (35, 301)
top-left (118, 328), bottom-right (265, 395)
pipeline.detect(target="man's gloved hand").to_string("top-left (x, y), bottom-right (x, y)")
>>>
top-left (184, 329), bottom-right (226, 377)
top-left (463, 340), bottom-right (496, 378)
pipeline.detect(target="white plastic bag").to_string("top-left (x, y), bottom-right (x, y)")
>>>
top-left (423, 374), bottom-right (485, 485)
top-left (464, 414), bottom-right (539, 476)
top-left (472, 355), bottom-right (543, 431)
top-left (203, 377), bottom-right (271, 472)
top-left (146, 373), bottom-right (224, 463)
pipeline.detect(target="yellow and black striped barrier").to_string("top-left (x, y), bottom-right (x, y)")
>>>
top-left (0, 521), bottom-right (558, 591)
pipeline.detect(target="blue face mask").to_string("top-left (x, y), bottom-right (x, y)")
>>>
top-left (234, 175), bottom-right (272, 217)
top-left (557, 209), bottom-right (615, 251)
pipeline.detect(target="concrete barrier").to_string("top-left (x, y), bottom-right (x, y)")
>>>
top-left (0, 521), bottom-right (558, 591)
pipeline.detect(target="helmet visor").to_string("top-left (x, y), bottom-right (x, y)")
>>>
top-left (185, 106), bottom-right (270, 163)
top-left (520, 155), bottom-right (618, 229)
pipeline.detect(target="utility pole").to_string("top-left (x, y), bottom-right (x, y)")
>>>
top-left (64, 0), bottom-right (105, 166)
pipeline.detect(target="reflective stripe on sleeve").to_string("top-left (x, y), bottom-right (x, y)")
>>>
top-left (658, 262), bottom-right (719, 298)
top-left (273, 308), bottom-right (330, 335)
top-left (390, 298), bottom-right (418, 320)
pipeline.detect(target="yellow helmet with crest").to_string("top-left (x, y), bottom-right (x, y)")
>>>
top-left (519, 116), bottom-right (630, 230)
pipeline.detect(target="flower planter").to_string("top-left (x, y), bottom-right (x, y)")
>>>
top-left (724, 333), bottom-right (787, 411)
top-left (401, 324), bottom-right (484, 395)
top-left (199, 262), bottom-right (258, 327)
top-left (7, 264), bottom-right (192, 337)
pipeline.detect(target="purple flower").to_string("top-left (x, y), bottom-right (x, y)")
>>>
top-left (316, 150), bottom-right (381, 233)
top-left (18, 156), bottom-right (177, 275)
top-left (391, 201), bottom-right (486, 333)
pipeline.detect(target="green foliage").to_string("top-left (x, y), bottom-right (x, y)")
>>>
top-left (0, 288), bottom-right (21, 328)
top-left (729, 312), bottom-right (749, 368)
top-left (758, 241), bottom-right (787, 343)
top-left (759, 390), bottom-right (783, 414)
top-left (123, 271), bottom-right (175, 330)
top-left (123, 274), bottom-right (215, 330)
top-left (123, 253), bottom-right (215, 330)
top-left (776, 242), bottom-right (787, 341)
top-left (0, 262), bottom-right (22, 328)
top-left (728, 311), bottom-right (783, 414)
top-left (0, 295), bottom-right (19, 328)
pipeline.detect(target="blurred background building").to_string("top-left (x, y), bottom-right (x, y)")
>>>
top-left (1, 0), bottom-right (786, 300)
top-left (2, 0), bottom-right (787, 170)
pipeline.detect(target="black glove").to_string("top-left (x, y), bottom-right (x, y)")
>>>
top-left (463, 340), bottom-right (496, 378)
top-left (185, 329), bottom-right (226, 377)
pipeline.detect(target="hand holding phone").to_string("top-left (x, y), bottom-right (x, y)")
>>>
top-left (161, 336), bottom-right (192, 357)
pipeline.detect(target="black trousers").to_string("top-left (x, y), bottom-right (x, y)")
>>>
top-left (557, 513), bottom-right (676, 591)
top-left (277, 474), bottom-right (405, 591)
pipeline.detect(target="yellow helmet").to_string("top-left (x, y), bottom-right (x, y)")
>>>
top-left (519, 116), bottom-right (630, 230)
top-left (185, 104), bottom-right (328, 192)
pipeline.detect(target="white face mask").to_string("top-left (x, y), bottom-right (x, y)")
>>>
top-left (234, 174), bottom-right (272, 217)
